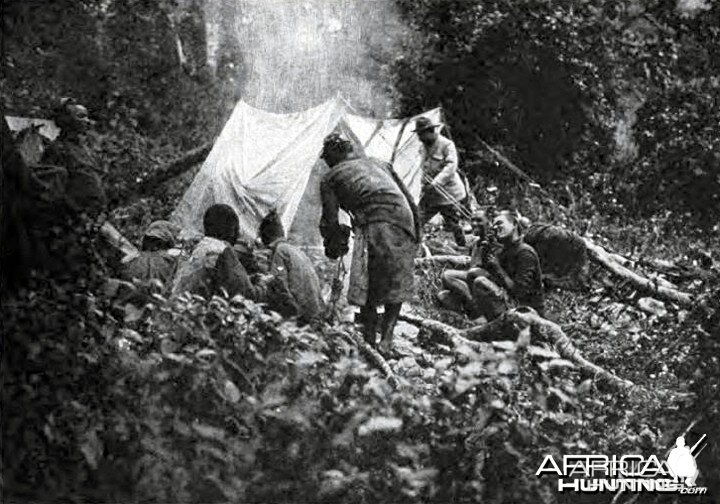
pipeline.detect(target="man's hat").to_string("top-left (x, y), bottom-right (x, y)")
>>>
top-left (144, 220), bottom-right (179, 245)
top-left (413, 117), bottom-right (440, 133)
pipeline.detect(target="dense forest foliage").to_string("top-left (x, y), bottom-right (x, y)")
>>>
top-left (2, 1), bottom-right (719, 502)
top-left (392, 0), bottom-right (720, 225)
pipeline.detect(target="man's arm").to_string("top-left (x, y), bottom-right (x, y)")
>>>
top-left (430, 140), bottom-right (459, 186)
top-left (491, 248), bottom-right (540, 300)
top-left (319, 177), bottom-right (340, 239)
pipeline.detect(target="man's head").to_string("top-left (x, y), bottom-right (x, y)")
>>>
top-left (142, 220), bottom-right (179, 251)
top-left (413, 117), bottom-right (439, 146)
top-left (320, 133), bottom-right (353, 167)
top-left (259, 208), bottom-right (285, 246)
top-left (203, 204), bottom-right (240, 244)
top-left (492, 210), bottom-right (521, 243)
top-left (471, 210), bottom-right (490, 238)
top-left (54, 97), bottom-right (93, 137)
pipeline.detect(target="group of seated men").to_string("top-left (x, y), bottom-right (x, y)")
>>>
top-left (121, 205), bottom-right (324, 326)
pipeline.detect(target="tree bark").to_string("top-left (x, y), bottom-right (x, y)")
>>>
top-left (100, 221), bottom-right (138, 261)
top-left (583, 238), bottom-right (692, 305)
top-left (414, 255), bottom-right (470, 268)
top-left (340, 330), bottom-right (398, 388)
top-left (400, 309), bottom-right (634, 389)
top-left (137, 141), bottom-right (213, 196)
top-left (501, 309), bottom-right (635, 388)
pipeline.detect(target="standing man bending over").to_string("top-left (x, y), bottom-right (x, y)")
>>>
top-left (319, 133), bottom-right (421, 353)
top-left (415, 117), bottom-right (467, 246)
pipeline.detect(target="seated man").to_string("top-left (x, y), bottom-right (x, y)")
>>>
top-left (471, 210), bottom-right (545, 320)
top-left (171, 204), bottom-right (256, 299)
top-left (257, 210), bottom-right (324, 325)
top-left (436, 210), bottom-right (491, 317)
top-left (40, 98), bottom-right (107, 215)
top-left (121, 220), bottom-right (181, 288)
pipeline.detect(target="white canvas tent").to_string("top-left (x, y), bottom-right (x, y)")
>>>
top-left (171, 96), bottom-right (441, 247)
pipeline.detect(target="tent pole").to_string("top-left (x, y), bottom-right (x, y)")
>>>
top-left (390, 119), bottom-right (410, 164)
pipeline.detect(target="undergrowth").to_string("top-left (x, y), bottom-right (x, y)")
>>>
top-left (3, 179), bottom-right (718, 503)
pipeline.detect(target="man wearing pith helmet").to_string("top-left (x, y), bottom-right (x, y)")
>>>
top-left (415, 116), bottom-right (468, 246)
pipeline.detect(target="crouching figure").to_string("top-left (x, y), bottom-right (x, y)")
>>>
top-left (172, 204), bottom-right (256, 299)
top-left (257, 209), bottom-right (324, 325)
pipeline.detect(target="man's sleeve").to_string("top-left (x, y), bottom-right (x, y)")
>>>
top-left (509, 248), bottom-right (541, 300)
top-left (215, 247), bottom-right (257, 299)
top-left (431, 140), bottom-right (459, 186)
top-left (319, 177), bottom-right (339, 239)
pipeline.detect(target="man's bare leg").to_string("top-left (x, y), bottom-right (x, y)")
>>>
top-left (359, 305), bottom-right (378, 346)
top-left (441, 269), bottom-right (472, 304)
top-left (379, 302), bottom-right (402, 353)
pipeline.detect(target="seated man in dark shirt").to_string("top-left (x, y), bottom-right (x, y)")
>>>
top-left (472, 210), bottom-right (545, 320)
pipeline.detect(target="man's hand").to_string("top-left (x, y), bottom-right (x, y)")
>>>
top-left (484, 252), bottom-right (501, 272)
top-left (251, 273), bottom-right (273, 285)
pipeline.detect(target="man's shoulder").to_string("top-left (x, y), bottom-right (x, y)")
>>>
top-left (274, 240), bottom-right (294, 253)
top-left (517, 241), bottom-right (541, 261)
top-left (323, 158), bottom-right (364, 181)
top-left (438, 135), bottom-right (456, 149)
top-left (274, 240), bottom-right (303, 258)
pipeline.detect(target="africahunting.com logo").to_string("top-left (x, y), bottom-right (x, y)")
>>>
top-left (536, 434), bottom-right (708, 495)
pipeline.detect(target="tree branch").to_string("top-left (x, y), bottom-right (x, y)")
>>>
top-left (136, 141), bottom-right (213, 196)
top-left (583, 237), bottom-right (693, 305)
top-left (339, 330), bottom-right (399, 388)
top-left (401, 309), bottom-right (635, 389)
